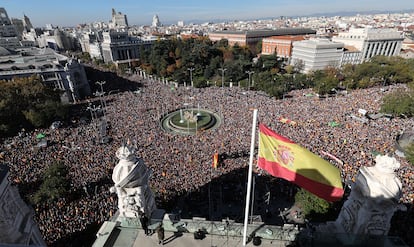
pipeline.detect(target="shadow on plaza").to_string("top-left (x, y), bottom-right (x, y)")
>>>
top-left (161, 167), bottom-right (297, 226)
top-left (84, 66), bottom-right (142, 93)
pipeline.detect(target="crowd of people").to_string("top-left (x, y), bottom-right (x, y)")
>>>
top-left (1, 72), bottom-right (413, 245)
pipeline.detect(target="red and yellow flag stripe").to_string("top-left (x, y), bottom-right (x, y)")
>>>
top-left (258, 124), bottom-right (344, 202)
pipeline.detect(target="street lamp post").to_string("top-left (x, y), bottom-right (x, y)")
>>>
top-left (188, 67), bottom-right (195, 87)
top-left (218, 67), bottom-right (227, 88)
top-left (87, 103), bottom-right (100, 122)
top-left (86, 103), bottom-right (102, 141)
top-left (94, 91), bottom-right (106, 118)
top-left (245, 71), bottom-right (254, 91)
top-left (95, 81), bottom-right (107, 109)
top-left (96, 81), bottom-right (106, 94)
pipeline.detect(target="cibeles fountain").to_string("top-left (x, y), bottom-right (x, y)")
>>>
top-left (318, 155), bottom-right (406, 237)
top-left (110, 142), bottom-right (157, 219)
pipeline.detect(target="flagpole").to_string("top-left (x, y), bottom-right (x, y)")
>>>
top-left (242, 108), bottom-right (258, 246)
top-left (250, 174), bottom-right (255, 224)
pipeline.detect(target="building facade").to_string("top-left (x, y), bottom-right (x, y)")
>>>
top-left (80, 31), bottom-right (103, 60)
top-left (0, 165), bottom-right (46, 246)
top-left (0, 47), bottom-right (91, 103)
top-left (152, 14), bottom-right (161, 28)
top-left (209, 28), bottom-right (316, 50)
top-left (261, 35), bottom-right (306, 58)
top-left (36, 29), bottom-right (75, 51)
top-left (101, 30), bottom-right (152, 64)
top-left (0, 7), bottom-right (17, 37)
top-left (291, 39), bottom-right (344, 73)
top-left (332, 28), bottom-right (404, 63)
top-left (110, 8), bottom-right (128, 28)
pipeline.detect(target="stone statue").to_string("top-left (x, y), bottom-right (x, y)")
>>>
top-left (110, 142), bottom-right (156, 218)
top-left (318, 155), bottom-right (406, 236)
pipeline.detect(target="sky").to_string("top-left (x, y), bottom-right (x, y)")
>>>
top-left (2, 0), bottom-right (414, 28)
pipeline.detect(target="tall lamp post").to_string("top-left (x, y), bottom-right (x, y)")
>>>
top-left (96, 81), bottom-right (106, 94)
top-left (187, 67), bottom-right (194, 87)
top-left (86, 103), bottom-right (102, 142)
top-left (245, 71), bottom-right (254, 91)
top-left (218, 67), bottom-right (227, 88)
top-left (94, 91), bottom-right (106, 118)
top-left (95, 80), bottom-right (107, 112)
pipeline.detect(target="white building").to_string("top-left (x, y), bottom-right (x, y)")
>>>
top-left (109, 8), bottom-right (128, 28)
top-left (89, 42), bottom-right (103, 60)
top-left (332, 28), bottom-right (403, 63)
top-left (79, 31), bottom-right (103, 60)
top-left (0, 47), bottom-right (91, 103)
top-left (291, 39), bottom-right (344, 73)
top-left (37, 29), bottom-right (75, 51)
top-left (101, 30), bottom-right (150, 64)
top-left (152, 14), bottom-right (161, 27)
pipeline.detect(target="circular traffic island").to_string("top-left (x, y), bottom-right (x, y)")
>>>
top-left (160, 108), bottom-right (221, 135)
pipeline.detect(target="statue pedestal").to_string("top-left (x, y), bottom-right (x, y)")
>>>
top-left (117, 209), bottom-right (165, 232)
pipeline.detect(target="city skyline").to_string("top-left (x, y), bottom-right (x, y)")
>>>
top-left (2, 0), bottom-right (414, 27)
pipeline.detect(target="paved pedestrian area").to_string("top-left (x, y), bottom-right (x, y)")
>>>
top-left (128, 228), bottom-right (291, 247)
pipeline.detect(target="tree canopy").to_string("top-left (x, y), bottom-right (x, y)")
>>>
top-left (0, 76), bottom-right (68, 136)
top-left (137, 38), bottom-right (414, 102)
top-left (294, 188), bottom-right (332, 221)
top-left (32, 162), bottom-right (70, 204)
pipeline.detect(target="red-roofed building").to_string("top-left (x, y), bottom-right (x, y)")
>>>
top-left (208, 28), bottom-right (316, 52)
top-left (261, 35), bottom-right (307, 58)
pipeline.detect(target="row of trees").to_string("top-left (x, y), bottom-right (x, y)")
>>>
top-left (0, 76), bottom-right (68, 137)
top-left (137, 37), bottom-right (414, 98)
top-left (80, 37), bottom-right (414, 114)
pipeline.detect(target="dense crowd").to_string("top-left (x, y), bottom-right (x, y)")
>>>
top-left (1, 73), bottom-right (413, 245)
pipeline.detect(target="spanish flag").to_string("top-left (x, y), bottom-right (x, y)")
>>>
top-left (212, 153), bottom-right (219, 169)
top-left (258, 124), bottom-right (344, 202)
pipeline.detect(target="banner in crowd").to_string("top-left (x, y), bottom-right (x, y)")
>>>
top-left (258, 124), bottom-right (344, 202)
top-left (212, 153), bottom-right (219, 169)
top-left (328, 121), bottom-right (341, 127)
top-left (320, 150), bottom-right (344, 166)
top-left (278, 117), bottom-right (297, 126)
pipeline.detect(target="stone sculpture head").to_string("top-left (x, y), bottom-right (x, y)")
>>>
top-left (374, 155), bottom-right (400, 174)
top-left (116, 143), bottom-right (135, 161)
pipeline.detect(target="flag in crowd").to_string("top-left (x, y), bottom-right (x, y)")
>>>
top-left (212, 152), bottom-right (219, 169)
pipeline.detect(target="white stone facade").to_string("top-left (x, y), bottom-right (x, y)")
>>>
top-left (0, 47), bottom-right (91, 103)
top-left (291, 39), bottom-right (344, 73)
top-left (110, 8), bottom-right (128, 28)
top-left (333, 28), bottom-right (404, 63)
top-left (152, 15), bottom-right (161, 28)
top-left (101, 30), bottom-right (143, 63)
